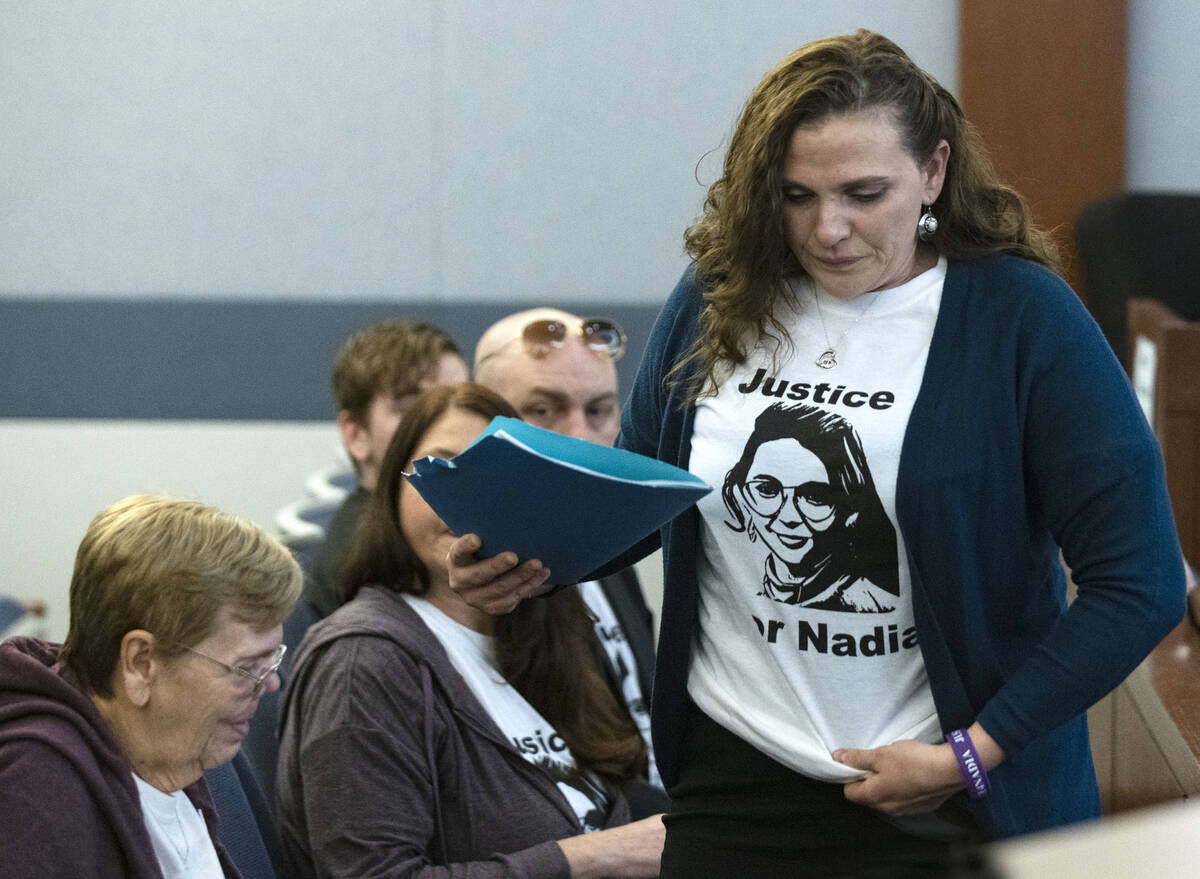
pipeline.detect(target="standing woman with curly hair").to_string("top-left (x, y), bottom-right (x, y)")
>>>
top-left (447, 30), bottom-right (1186, 877)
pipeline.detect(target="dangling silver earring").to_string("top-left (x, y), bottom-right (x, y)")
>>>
top-left (917, 205), bottom-right (938, 241)
top-left (747, 523), bottom-right (758, 544)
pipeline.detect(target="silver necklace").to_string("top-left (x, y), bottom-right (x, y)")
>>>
top-left (811, 288), bottom-right (884, 369)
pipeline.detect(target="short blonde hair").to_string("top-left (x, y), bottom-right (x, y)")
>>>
top-left (60, 495), bottom-right (302, 697)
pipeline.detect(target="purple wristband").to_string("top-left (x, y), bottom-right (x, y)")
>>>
top-left (946, 728), bottom-right (990, 800)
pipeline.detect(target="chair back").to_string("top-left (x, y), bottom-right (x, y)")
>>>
top-left (0, 596), bottom-right (25, 635)
top-left (205, 751), bottom-right (281, 879)
top-left (241, 597), bottom-right (321, 817)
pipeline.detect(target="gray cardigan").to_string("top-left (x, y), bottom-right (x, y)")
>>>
top-left (276, 585), bottom-right (632, 879)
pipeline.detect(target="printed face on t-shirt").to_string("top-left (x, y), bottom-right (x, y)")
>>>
top-left (684, 266), bottom-right (947, 778)
top-left (739, 439), bottom-right (834, 570)
top-left (723, 402), bottom-right (899, 613)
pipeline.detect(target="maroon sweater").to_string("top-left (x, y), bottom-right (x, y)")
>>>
top-left (0, 637), bottom-right (239, 879)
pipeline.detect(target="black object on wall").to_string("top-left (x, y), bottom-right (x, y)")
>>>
top-left (1075, 192), bottom-right (1200, 371)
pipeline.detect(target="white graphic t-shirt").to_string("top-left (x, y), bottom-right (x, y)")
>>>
top-left (688, 258), bottom-right (946, 782)
top-left (403, 594), bottom-right (611, 831)
top-left (578, 580), bottom-right (662, 789)
top-left (133, 774), bottom-right (225, 879)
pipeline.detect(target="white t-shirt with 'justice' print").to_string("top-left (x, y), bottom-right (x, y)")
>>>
top-left (402, 594), bottom-right (611, 832)
top-left (688, 258), bottom-right (946, 782)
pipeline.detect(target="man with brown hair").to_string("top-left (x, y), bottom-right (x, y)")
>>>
top-left (304, 319), bottom-right (468, 617)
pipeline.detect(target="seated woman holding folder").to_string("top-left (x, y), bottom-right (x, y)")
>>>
top-left (275, 382), bottom-right (664, 879)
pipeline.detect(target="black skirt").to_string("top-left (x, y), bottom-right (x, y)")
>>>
top-left (660, 700), bottom-right (989, 879)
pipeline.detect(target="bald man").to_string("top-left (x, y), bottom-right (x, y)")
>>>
top-left (475, 308), bottom-right (665, 806)
top-left (474, 307), bottom-right (623, 446)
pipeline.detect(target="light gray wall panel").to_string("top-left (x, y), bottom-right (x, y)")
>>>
top-left (1128, 0), bottom-right (1200, 191)
top-left (2, 1), bottom-right (438, 299)
top-left (2, 2), bottom-right (957, 304)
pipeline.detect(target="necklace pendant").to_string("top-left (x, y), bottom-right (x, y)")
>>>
top-left (816, 349), bottom-right (837, 369)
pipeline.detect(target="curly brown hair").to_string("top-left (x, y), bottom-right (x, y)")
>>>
top-left (675, 29), bottom-right (1059, 402)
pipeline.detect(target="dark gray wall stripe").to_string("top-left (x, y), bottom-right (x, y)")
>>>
top-left (0, 300), bottom-right (665, 420)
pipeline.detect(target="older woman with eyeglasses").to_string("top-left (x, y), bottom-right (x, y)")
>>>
top-left (0, 494), bottom-right (301, 879)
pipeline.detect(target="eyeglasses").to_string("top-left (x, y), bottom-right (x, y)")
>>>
top-left (181, 643), bottom-right (287, 697)
top-left (741, 478), bottom-right (836, 529)
top-left (517, 317), bottom-right (627, 361)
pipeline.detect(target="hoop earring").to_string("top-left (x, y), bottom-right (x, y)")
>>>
top-left (917, 205), bottom-right (938, 241)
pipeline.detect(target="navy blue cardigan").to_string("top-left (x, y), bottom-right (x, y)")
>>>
top-left (595, 255), bottom-right (1186, 839)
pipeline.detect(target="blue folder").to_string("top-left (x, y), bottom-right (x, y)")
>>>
top-left (407, 417), bottom-right (711, 584)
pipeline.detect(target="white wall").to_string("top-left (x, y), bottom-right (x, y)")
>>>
top-left (1127, 0), bottom-right (1200, 190)
top-left (1, 2), bottom-right (958, 304)
top-left (0, 421), bottom-right (342, 642)
top-left (1, 3), bottom-right (958, 639)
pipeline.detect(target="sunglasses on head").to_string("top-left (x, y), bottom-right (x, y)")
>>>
top-left (519, 317), bottom-right (627, 361)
